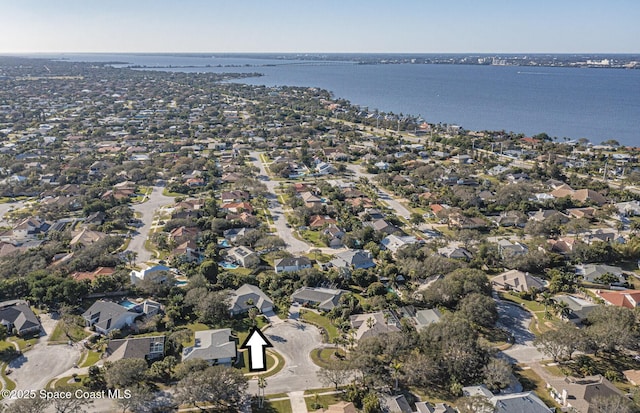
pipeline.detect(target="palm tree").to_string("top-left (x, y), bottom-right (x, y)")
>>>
top-left (390, 361), bottom-right (403, 392)
top-left (539, 292), bottom-right (554, 319)
top-left (554, 300), bottom-right (571, 320)
top-left (257, 377), bottom-right (267, 408)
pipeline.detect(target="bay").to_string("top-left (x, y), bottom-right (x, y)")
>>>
top-left (42, 53), bottom-right (640, 146)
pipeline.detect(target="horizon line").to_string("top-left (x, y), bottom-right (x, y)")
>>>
top-left (3, 51), bottom-right (640, 56)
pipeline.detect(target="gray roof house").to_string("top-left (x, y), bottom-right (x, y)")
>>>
top-left (226, 246), bottom-right (260, 268)
top-left (490, 392), bottom-right (553, 413)
top-left (182, 328), bottom-right (237, 366)
top-left (350, 311), bottom-right (401, 341)
top-left (491, 270), bottom-right (546, 293)
top-left (82, 300), bottom-right (139, 335)
top-left (291, 287), bottom-right (345, 311)
top-left (415, 401), bottom-right (456, 413)
top-left (105, 335), bottom-right (165, 362)
top-left (576, 264), bottom-right (625, 284)
top-left (554, 295), bottom-right (598, 324)
top-left (329, 249), bottom-right (375, 270)
top-left (229, 284), bottom-right (274, 316)
top-left (274, 256), bottom-right (312, 273)
top-left (381, 234), bottom-right (420, 254)
top-left (0, 300), bottom-right (41, 336)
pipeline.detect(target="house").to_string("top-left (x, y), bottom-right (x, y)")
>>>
top-left (368, 219), bottom-right (401, 235)
top-left (105, 335), bottom-right (165, 362)
top-left (350, 311), bottom-right (401, 341)
top-left (437, 246), bottom-right (473, 260)
top-left (414, 401), bottom-right (456, 413)
top-left (223, 227), bottom-right (256, 243)
top-left (311, 401), bottom-right (357, 413)
top-left (323, 224), bottom-right (345, 248)
top-left (595, 289), bottom-right (640, 309)
top-left (316, 162), bottom-right (335, 175)
top-left (546, 375), bottom-right (624, 413)
top-left (462, 385), bottom-right (552, 413)
top-left (381, 234), bottom-right (419, 254)
top-left (548, 237), bottom-right (578, 254)
top-left (168, 226), bottom-right (201, 244)
top-left (229, 284), bottom-right (274, 316)
top-left (82, 300), bottom-right (138, 335)
top-left (489, 392), bottom-right (553, 413)
top-left (182, 328), bottom-right (237, 366)
top-left (575, 264), bottom-right (625, 284)
top-left (274, 256), bottom-right (312, 273)
top-left (0, 300), bottom-right (41, 336)
top-left (329, 249), bottom-right (376, 270)
top-left (448, 214), bottom-right (488, 230)
top-left (497, 239), bottom-right (528, 259)
top-left (220, 202), bottom-right (253, 214)
top-left (567, 207), bottom-right (597, 220)
top-left (384, 394), bottom-right (413, 413)
top-left (130, 264), bottom-right (173, 285)
top-left (616, 200), bottom-right (640, 216)
top-left (300, 191), bottom-right (322, 207)
top-left (171, 240), bottom-right (202, 263)
top-left (554, 295), bottom-right (598, 324)
top-left (491, 270), bottom-right (546, 293)
top-left (69, 228), bottom-right (107, 248)
top-left (309, 215), bottom-right (337, 228)
top-left (528, 209), bottom-right (570, 224)
top-left (220, 190), bottom-right (250, 204)
top-left (226, 246), bottom-right (260, 268)
top-left (291, 287), bottom-right (345, 311)
top-left (71, 266), bottom-right (115, 282)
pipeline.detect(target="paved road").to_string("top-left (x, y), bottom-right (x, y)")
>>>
top-left (495, 299), bottom-right (545, 364)
top-left (128, 186), bottom-right (175, 264)
top-left (345, 164), bottom-right (412, 219)
top-left (247, 319), bottom-right (325, 396)
top-left (4, 314), bottom-right (80, 405)
top-left (248, 151), bottom-right (312, 254)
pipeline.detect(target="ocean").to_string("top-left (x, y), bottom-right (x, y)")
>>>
top-left (39, 53), bottom-right (640, 146)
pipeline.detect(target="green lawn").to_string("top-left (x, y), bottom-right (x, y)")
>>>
top-left (48, 322), bottom-right (90, 344)
top-left (253, 399), bottom-right (292, 413)
top-left (514, 366), bottom-right (561, 410)
top-left (310, 347), bottom-right (348, 369)
top-left (79, 350), bottom-right (103, 367)
top-left (300, 311), bottom-right (339, 342)
top-left (9, 336), bottom-right (40, 350)
top-left (305, 393), bottom-right (344, 411)
top-left (237, 349), bottom-right (285, 378)
top-left (0, 341), bottom-right (13, 352)
top-left (299, 230), bottom-right (325, 247)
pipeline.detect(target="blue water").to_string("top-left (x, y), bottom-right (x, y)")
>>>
top-left (119, 299), bottom-right (137, 309)
top-left (220, 261), bottom-right (239, 269)
top-left (35, 54), bottom-right (640, 146)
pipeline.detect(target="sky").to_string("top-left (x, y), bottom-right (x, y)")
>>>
top-left (1, 0), bottom-right (639, 54)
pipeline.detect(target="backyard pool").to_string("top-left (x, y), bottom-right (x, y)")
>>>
top-left (220, 261), bottom-right (239, 269)
top-left (119, 299), bottom-right (137, 309)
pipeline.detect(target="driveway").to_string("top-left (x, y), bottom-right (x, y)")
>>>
top-left (496, 299), bottom-right (544, 364)
top-left (6, 313), bottom-right (81, 394)
top-left (127, 186), bottom-right (175, 264)
top-left (247, 320), bottom-right (325, 395)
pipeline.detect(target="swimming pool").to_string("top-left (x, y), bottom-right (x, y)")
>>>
top-left (220, 261), bottom-right (239, 269)
top-left (119, 299), bottom-right (137, 309)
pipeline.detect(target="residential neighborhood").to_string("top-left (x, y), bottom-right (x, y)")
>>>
top-left (0, 55), bottom-right (640, 413)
